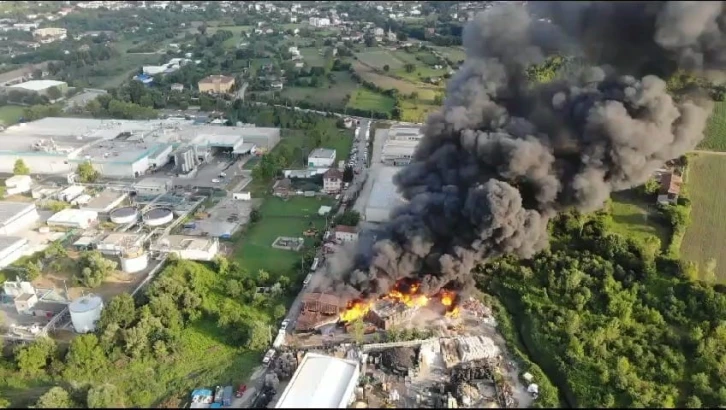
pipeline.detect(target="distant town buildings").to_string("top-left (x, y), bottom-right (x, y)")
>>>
top-left (33, 27), bottom-right (67, 43)
top-left (198, 75), bottom-right (236, 94)
top-left (309, 17), bottom-right (331, 28)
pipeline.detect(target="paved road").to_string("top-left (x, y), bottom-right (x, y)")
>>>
top-left (230, 366), bottom-right (267, 408)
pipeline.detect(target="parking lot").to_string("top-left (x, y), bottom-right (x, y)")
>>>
top-left (171, 155), bottom-right (244, 189)
top-left (183, 195), bottom-right (260, 238)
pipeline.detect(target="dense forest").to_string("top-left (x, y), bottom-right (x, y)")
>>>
top-left (479, 209), bottom-right (726, 408)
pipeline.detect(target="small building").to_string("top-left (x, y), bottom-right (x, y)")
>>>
top-left (198, 75), bottom-right (236, 94)
top-left (150, 235), bottom-right (220, 261)
top-left (323, 168), bottom-right (343, 194)
top-left (308, 148), bottom-right (337, 168)
top-left (47, 209), bottom-right (98, 229)
top-left (14, 292), bottom-right (39, 314)
top-left (33, 27), bottom-right (67, 42)
top-left (334, 225), bottom-right (358, 243)
top-left (95, 232), bottom-right (144, 256)
top-left (0, 236), bottom-right (30, 269)
top-left (232, 192), bottom-right (251, 201)
top-left (273, 178), bottom-right (293, 198)
top-left (133, 177), bottom-right (172, 196)
top-left (134, 73), bottom-right (154, 85)
top-left (80, 190), bottom-right (128, 213)
top-left (0, 201), bottom-right (40, 235)
top-left (170, 83), bottom-right (184, 92)
top-left (271, 81), bottom-right (284, 90)
top-left (57, 185), bottom-right (85, 202)
top-left (9, 79), bottom-right (68, 98)
top-left (657, 172), bottom-right (683, 205)
top-left (4, 175), bottom-right (32, 196)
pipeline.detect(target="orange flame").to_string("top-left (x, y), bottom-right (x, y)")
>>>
top-left (445, 306), bottom-right (460, 318)
top-left (339, 300), bottom-right (371, 322)
top-left (385, 289), bottom-right (430, 308)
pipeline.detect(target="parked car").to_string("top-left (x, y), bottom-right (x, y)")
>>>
top-left (281, 319), bottom-right (290, 330)
top-left (235, 385), bottom-right (247, 398)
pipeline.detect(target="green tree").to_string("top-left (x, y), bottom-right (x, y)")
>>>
top-left (246, 321), bottom-right (270, 350)
top-left (273, 304), bottom-right (287, 321)
top-left (643, 178), bottom-right (661, 196)
top-left (86, 383), bottom-right (126, 408)
top-left (98, 293), bottom-right (136, 330)
top-left (13, 158), bottom-right (30, 175)
top-left (404, 63), bottom-right (416, 73)
top-left (703, 258), bottom-right (717, 283)
top-left (383, 64), bottom-right (390, 72)
top-left (334, 210), bottom-right (361, 226)
top-left (685, 396), bottom-right (702, 408)
top-left (250, 209), bottom-right (262, 223)
top-left (351, 318), bottom-right (366, 344)
top-left (64, 334), bottom-right (109, 383)
top-left (256, 269), bottom-right (270, 286)
top-left (46, 86), bottom-right (62, 101)
top-left (75, 251), bottom-right (117, 288)
top-left (14, 337), bottom-right (56, 376)
top-left (32, 387), bottom-right (73, 409)
top-left (77, 161), bottom-right (99, 183)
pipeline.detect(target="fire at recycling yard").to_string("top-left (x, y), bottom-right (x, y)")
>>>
top-left (268, 278), bottom-right (537, 409)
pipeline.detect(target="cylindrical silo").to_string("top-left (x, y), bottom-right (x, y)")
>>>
top-left (69, 294), bottom-right (104, 334)
top-left (143, 207), bottom-right (173, 227)
top-left (119, 246), bottom-right (148, 273)
top-left (109, 206), bottom-right (138, 224)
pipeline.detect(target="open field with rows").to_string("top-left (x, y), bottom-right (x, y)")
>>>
top-left (698, 101), bottom-right (726, 152)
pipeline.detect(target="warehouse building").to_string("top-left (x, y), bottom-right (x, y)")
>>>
top-left (80, 189), bottom-right (128, 213)
top-left (9, 79), bottom-right (68, 98)
top-left (0, 236), bottom-right (30, 269)
top-left (274, 352), bottom-right (360, 408)
top-left (0, 201), bottom-right (40, 235)
top-left (308, 148), bottom-right (337, 168)
top-left (381, 126), bottom-right (423, 166)
top-left (0, 117), bottom-right (281, 178)
top-left (47, 209), bottom-right (98, 229)
top-left (150, 235), bottom-right (219, 261)
top-left (133, 177), bottom-right (172, 196)
top-left (364, 166), bottom-right (406, 223)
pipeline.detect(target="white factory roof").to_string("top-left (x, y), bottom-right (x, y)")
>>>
top-left (5, 175), bottom-right (31, 188)
top-left (366, 166), bottom-right (406, 210)
top-left (0, 201), bottom-right (36, 226)
top-left (47, 209), bottom-right (98, 225)
top-left (275, 353), bottom-right (359, 409)
top-left (9, 79), bottom-right (66, 92)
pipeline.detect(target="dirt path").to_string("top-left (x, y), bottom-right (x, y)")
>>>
top-left (691, 149), bottom-right (726, 156)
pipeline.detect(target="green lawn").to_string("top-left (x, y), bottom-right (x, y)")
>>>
top-left (77, 53), bottom-right (162, 89)
top-left (399, 99), bottom-right (439, 123)
top-left (354, 49), bottom-right (403, 70)
top-left (281, 71), bottom-right (358, 109)
top-left (234, 196), bottom-right (333, 279)
top-left (346, 88), bottom-right (396, 116)
top-left (608, 189), bottom-right (671, 254)
top-left (0, 105), bottom-right (25, 125)
top-left (698, 101), bottom-right (726, 152)
top-left (430, 45), bottom-right (467, 63)
top-left (299, 46), bottom-right (328, 67)
top-left (681, 154), bottom-right (726, 282)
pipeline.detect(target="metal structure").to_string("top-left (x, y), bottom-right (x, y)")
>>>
top-left (142, 207), bottom-right (174, 227)
top-left (109, 206), bottom-right (138, 224)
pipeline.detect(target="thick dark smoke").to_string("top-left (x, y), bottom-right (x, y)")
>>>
top-left (328, 2), bottom-right (721, 300)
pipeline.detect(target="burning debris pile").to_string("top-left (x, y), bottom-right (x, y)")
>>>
top-left (380, 347), bottom-right (419, 376)
top-left (329, 1), bottom-right (726, 310)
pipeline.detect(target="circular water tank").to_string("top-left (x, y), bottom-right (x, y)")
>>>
top-left (143, 207), bottom-right (173, 226)
top-left (69, 294), bottom-right (104, 334)
top-left (119, 247), bottom-right (148, 273)
top-left (109, 206), bottom-right (138, 224)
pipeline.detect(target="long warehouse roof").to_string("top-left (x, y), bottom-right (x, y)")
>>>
top-left (274, 353), bottom-right (359, 408)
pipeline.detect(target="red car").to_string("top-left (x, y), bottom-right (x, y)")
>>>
top-left (235, 384), bottom-right (247, 398)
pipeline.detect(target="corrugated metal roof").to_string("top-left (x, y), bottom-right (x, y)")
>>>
top-left (275, 353), bottom-right (359, 408)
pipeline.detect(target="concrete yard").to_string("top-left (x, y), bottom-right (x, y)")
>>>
top-left (184, 196), bottom-right (260, 238)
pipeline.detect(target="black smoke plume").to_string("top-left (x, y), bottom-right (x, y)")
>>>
top-left (332, 2), bottom-right (721, 300)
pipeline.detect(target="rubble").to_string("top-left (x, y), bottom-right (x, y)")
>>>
top-left (456, 336), bottom-right (501, 363)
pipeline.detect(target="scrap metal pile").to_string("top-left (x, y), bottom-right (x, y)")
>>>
top-left (450, 359), bottom-right (495, 383)
top-left (380, 347), bottom-right (419, 376)
top-left (270, 351), bottom-right (298, 381)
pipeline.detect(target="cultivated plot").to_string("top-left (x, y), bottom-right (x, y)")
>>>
top-left (699, 101), bottom-right (726, 152)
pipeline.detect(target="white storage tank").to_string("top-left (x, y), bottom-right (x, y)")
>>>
top-left (143, 207), bottom-right (173, 227)
top-left (109, 206), bottom-right (138, 225)
top-left (69, 294), bottom-right (104, 334)
top-left (119, 247), bottom-right (148, 273)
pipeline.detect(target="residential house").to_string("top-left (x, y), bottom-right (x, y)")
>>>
top-left (334, 225), bottom-right (358, 243)
top-left (170, 83), bottom-right (184, 92)
top-left (198, 75), bottom-right (236, 94)
top-left (33, 27), bottom-right (67, 43)
top-left (657, 172), bottom-right (682, 205)
top-left (323, 168), bottom-right (343, 194)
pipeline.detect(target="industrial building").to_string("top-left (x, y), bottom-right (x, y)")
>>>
top-left (80, 189), bottom-right (128, 213)
top-left (0, 117), bottom-right (280, 178)
top-left (46, 209), bottom-right (98, 229)
top-left (9, 80), bottom-right (68, 97)
top-left (274, 352), bottom-right (360, 409)
top-left (95, 232), bottom-right (145, 255)
top-left (149, 235), bottom-right (219, 261)
top-left (0, 201), bottom-right (40, 235)
top-left (380, 126), bottom-right (423, 166)
top-left (364, 166), bottom-right (406, 223)
top-left (133, 177), bottom-right (173, 196)
top-left (4, 175), bottom-right (32, 196)
top-left (0, 236), bottom-right (30, 269)
top-left (308, 148), bottom-right (337, 168)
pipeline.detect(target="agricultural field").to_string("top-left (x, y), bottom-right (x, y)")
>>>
top-left (399, 99), bottom-right (440, 123)
top-left (355, 49), bottom-right (403, 71)
top-left (431, 45), bottom-right (467, 63)
top-left (0, 105), bottom-right (25, 125)
top-left (281, 71), bottom-right (358, 109)
top-left (233, 196), bottom-right (333, 280)
top-left (299, 46), bottom-right (329, 67)
top-left (608, 190), bottom-right (671, 255)
top-left (346, 88), bottom-right (396, 116)
top-left (698, 101), bottom-right (726, 152)
top-left (680, 153), bottom-right (726, 282)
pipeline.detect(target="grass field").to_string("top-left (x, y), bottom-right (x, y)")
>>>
top-left (608, 190), bottom-right (671, 254)
top-left (399, 99), bottom-right (439, 123)
top-left (431, 45), bottom-right (467, 63)
top-left (79, 53), bottom-right (161, 89)
top-left (233, 196), bottom-right (333, 279)
top-left (281, 71), bottom-right (357, 108)
top-left (0, 105), bottom-right (25, 125)
top-left (346, 88), bottom-right (396, 116)
top-left (299, 46), bottom-right (328, 67)
top-left (699, 101), bottom-right (726, 152)
top-left (355, 49), bottom-right (403, 70)
top-left (277, 128), bottom-right (354, 166)
top-left (681, 154), bottom-right (726, 282)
